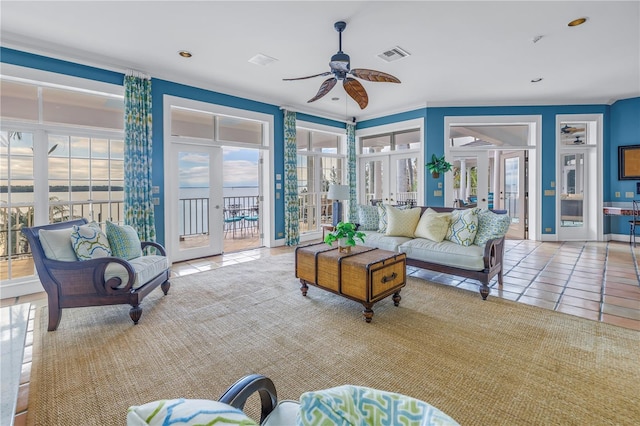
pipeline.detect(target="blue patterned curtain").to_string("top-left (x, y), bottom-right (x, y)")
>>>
top-left (124, 74), bottom-right (155, 242)
top-left (284, 110), bottom-right (299, 246)
top-left (346, 123), bottom-right (357, 222)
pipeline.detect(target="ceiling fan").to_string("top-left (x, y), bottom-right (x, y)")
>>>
top-left (283, 21), bottom-right (401, 110)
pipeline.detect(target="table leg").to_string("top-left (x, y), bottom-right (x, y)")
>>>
top-left (300, 280), bottom-right (308, 296)
top-left (362, 303), bottom-right (374, 323)
top-left (392, 291), bottom-right (402, 306)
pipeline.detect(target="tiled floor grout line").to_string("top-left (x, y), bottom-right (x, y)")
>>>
top-left (551, 241), bottom-right (585, 310)
top-left (598, 243), bottom-right (611, 322)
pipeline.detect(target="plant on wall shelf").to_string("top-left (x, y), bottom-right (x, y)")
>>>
top-left (426, 154), bottom-right (453, 178)
top-left (324, 222), bottom-right (366, 254)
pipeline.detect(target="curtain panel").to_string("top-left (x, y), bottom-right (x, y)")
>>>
top-left (283, 110), bottom-right (300, 246)
top-left (346, 123), bottom-right (357, 222)
top-left (124, 74), bottom-right (156, 242)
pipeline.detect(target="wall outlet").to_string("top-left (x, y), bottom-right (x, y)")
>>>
top-left (276, 192), bottom-right (281, 199)
top-left (626, 192), bottom-right (635, 198)
top-left (545, 227), bottom-right (552, 232)
top-left (615, 192), bottom-right (621, 197)
top-left (437, 182), bottom-right (442, 189)
top-left (152, 197), bottom-right (160, 205)
top-left (550, 181), bottom-right (555, 187)
top-left (152, 186), bottom-right (160, 194)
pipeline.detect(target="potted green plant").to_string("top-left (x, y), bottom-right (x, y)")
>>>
top-left (324, 222), bottom-right (366, 254)
top-left (426, 154), bottom-right (453, 178)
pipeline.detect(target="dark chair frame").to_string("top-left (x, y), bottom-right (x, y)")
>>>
top-left (218, 374), bottom-right (278, 424)
top-left (22, 219), bottom-right (170, 331)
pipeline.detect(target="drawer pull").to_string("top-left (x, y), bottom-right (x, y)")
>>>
top-left (381, 272), bottom-right (397, 283)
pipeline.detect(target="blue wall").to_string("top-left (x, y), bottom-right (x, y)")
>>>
top-left (358, 103), bottom-right (640, 236)
top-left (2, 47), bottom-right (638, 241)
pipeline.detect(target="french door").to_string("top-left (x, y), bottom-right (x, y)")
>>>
top-left (499, 151), bottom-right (527, 239)
top-left (167, 142), bottom-right (223, 262)
top-left (558, 150), bottom-right (589, 240)
top-left (360, 152), bottom-right (420, 205)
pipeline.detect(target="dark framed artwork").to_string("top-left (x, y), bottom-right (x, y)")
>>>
top-left (618, 145), bottom-right (640, 180)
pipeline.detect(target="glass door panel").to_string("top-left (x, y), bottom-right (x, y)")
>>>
top-left (169, 143), bottom-right (223, 262)
top-left (391, 154), bottom-right (418, 206)
top-left (361, 157), bottom-right (388, 205)
top-left (500, 151), bottom-right (526, 238)
top-left (559, 153), bottom-right (586, 239)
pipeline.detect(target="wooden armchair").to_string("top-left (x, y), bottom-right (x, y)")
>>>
top-left (22, 219), bottom-right (170, 331)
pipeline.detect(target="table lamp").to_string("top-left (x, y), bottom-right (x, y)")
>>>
top-left (327, 184), bottom-right (350, 227)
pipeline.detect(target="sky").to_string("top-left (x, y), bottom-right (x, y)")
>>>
top-left (179, 146), bottom-right (259, 188)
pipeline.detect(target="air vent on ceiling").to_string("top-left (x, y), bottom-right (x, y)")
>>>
top-left (377, 46), bottom-right (410, 63)
top-left (248, 53), bottom-right (278, 66)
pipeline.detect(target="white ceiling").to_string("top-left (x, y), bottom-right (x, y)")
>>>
top-left (1, 1), bottom-right (639, 122)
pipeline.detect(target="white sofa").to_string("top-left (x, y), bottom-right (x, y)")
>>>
top-left (356, 205), bottom-right (509, 300)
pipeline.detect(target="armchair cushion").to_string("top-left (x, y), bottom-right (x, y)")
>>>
top-left (105, 255), bottom-right (170, 289)
top-left (127, 398), bottom-right (257, 426)
top-left (70, 222), bottom-right (112, 260)
top-left (298, 385), bottom-right (459, 426)
top-left (106, 221), bottom-right (142, 260)
top-left (38, 227), bottom-right (78, 261)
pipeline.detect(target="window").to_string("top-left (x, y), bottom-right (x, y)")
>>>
top-left (0, 74), bottom-right (124, 282)
top-left (297, 127), bottom-right (344, 234)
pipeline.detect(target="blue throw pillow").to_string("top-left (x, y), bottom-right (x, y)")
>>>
top-left (106, 221), bottom-right (142, 260)
top-left (357, 204), bottom-right (379, 231)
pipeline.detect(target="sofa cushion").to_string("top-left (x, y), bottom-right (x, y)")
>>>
top-left (414, 210), bottom-right (452, 242)
top-left (70, 222), bottom-right (112, 261)
top-left (399, 238), bottom-right (486, 271)
top-left (474, 209), bottom-right (511, 246)
top-left (38, 227), bottom-right (78, 261)
top-left (106, 221), bottom-right (142, 260)
top-left (357, 204), bottom-right (379, 231)
top-left (360, 231), bottom-right (413, 252)
top-left (386, 206), bottom-right (421, 237)
top-left (127, 398), bottom-right (257, 426)
top-left (445, 209), bottom-right (479, 246)
top-left (105, 255), bottom-right (169, 289)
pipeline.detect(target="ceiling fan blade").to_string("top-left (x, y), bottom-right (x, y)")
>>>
top-left (343, 77), bottom-right (368, 109)
top-left (350, 69), bottom-right (401, 83)
top-left (307, 77), bottom-right (338, 103)
top-left (283, 71), bottom-right (332, 81)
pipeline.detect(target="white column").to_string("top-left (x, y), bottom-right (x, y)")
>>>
top-left (459, 159), bottom-right (467, 203)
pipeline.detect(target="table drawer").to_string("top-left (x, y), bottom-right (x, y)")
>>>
top-left (371, 260), bottom-right (406, 300)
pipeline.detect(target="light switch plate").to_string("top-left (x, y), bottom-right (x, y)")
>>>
top-left (544, 189), bottom-right (555, 196)
top-left (434, 190), bottom-right (442, 197)
top-left (276, 183), bottom-right (281, 190)
top-left (276, 174), bottom-right (282, 181)
top-left (626, 192), bottom-right (634, 197)
top-left (550, 181), bottom-right (555, 187)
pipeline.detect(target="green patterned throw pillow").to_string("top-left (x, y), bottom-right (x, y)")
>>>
top-left (357, 204), bottom-right (380, 231)
top-left (106, 221), bottom-right (142, 260)
top-left (298, 385), bottom-right (459, 426)
top-left (107, 221), bottom-right (142, 260)
top-left (127, 398), bottom-right (258, 426)
top-left (445, 208), bottom-right (479, 246)
top-left (70, 222), bottom-right (111, 260)
top-left (474, 209), bottom-right (511, 245)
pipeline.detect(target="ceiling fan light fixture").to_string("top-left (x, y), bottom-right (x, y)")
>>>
top-left (568, 17), bottom-right (588, 27)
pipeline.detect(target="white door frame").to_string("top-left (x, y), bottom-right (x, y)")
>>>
top-left (444, 115), bottom-right (540, 241)
top-left (163, 95), bottom-right (274, 259)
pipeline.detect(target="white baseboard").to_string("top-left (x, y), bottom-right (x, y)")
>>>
top-left (0, 278), bottom-right (44, 299)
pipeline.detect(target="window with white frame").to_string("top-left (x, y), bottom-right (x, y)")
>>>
top-left (0, 74), bottom-right (124, 282)
top-left (296, 127), bottom-right (344, 233)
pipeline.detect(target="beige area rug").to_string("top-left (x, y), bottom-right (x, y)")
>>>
top-left (29, 253), bottom-right (639, 425)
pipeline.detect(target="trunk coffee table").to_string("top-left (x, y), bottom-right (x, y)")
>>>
top-left (295, 243), bottom-right (407, 322)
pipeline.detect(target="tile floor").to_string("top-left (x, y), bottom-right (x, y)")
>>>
top-left (2, 239), bottom-right (639, 425)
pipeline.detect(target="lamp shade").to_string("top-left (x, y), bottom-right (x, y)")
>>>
top-left (327, 184), bottom-right (350, 200)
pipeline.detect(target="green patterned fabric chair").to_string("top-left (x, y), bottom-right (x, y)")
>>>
top-left (128, 374), bottom-right (459, 426)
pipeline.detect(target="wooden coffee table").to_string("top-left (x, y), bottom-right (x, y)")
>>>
top-left (295, 243), bottom-right (407, 322)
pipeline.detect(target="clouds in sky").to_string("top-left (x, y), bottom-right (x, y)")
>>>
top-left (179, 147), bottom-right (259, 188)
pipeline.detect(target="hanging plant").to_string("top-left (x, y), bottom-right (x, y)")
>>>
top-left (426, 154), bottom-right (453, 178)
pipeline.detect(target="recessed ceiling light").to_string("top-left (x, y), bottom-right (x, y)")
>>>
top-left (178, 50), bottom-right (192, 58)
top-left (568, 17), bottom-right (588, 27)
top-left (531, 78), bottom-right (543, 83)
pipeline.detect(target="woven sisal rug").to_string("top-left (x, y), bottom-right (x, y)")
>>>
top-left (28, 253), bottom-right (639, 425)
